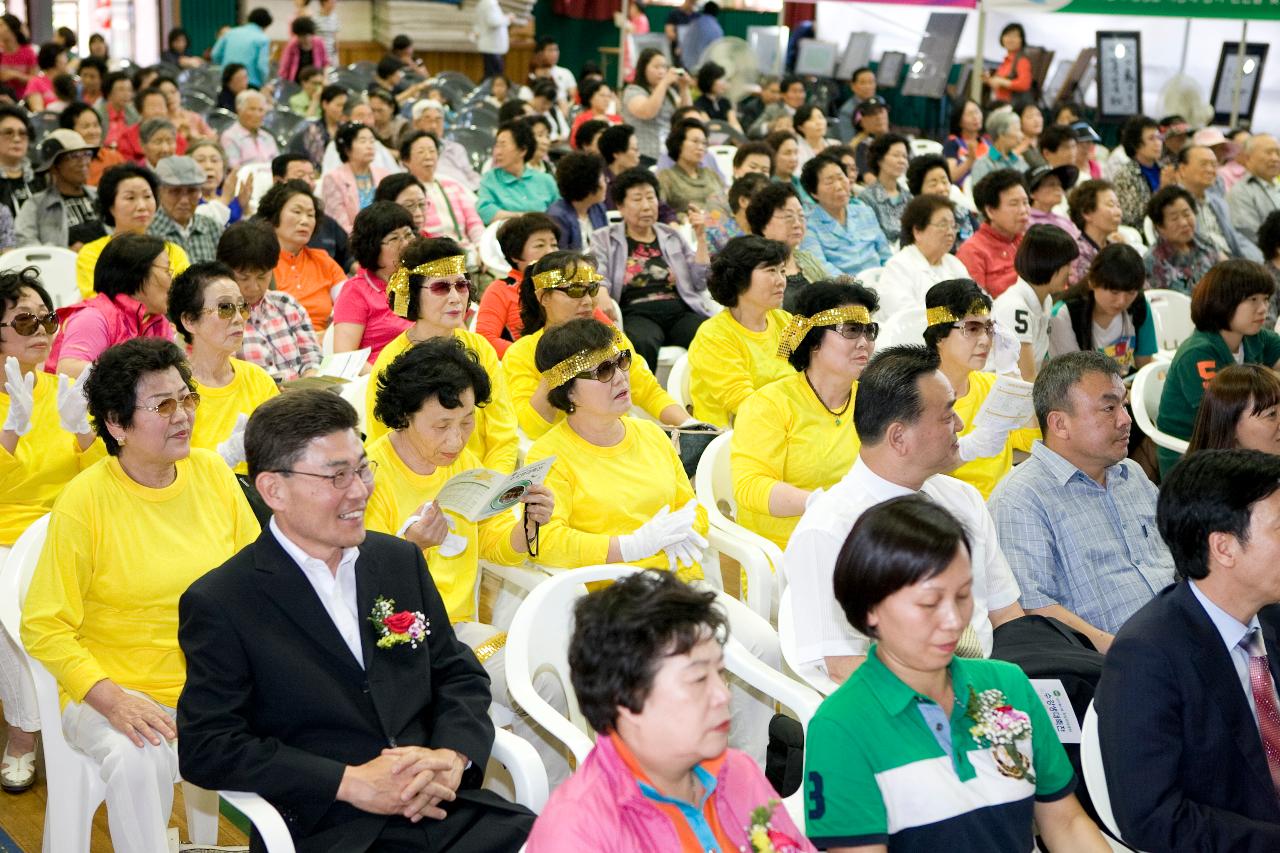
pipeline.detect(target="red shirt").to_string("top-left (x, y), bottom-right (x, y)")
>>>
top-left (991, 53), bottom-right (1033, 103)
top-left (956, 223), bottom-right (1023, 297)
top-left (0, 45), bottom-right (36, 101)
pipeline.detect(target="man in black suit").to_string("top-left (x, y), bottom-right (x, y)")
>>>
top-left (176, 390), bottom-right (533, 852)
top-left (1097, 449), bottom-right (1280, 851)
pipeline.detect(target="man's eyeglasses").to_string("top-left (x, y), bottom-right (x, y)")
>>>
top-left (958, 320), bottom-right (996, 339)
top-left (546, 283), bottom-right (601, 299)
top-left (830, 322), bottom-right (879, 342)
top-left (421, 279), bottom-right (471, 297)
top-left (201, 301), bottom-right (251, 321)
top-left (575, 350), bottom-right (632, 383)
top-left (274, 460), bottom-right (379, 490)
top-left (136, 392), bottom-right (201, 418)
top-left (0, 311), bottom-right (59, 336)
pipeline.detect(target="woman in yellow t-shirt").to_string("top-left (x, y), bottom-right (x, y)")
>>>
top-left (20, 339), bottom-right (258, 849)
top-left (167, 262), bottom-right (279, 473)
top-left (0, 269), bottom-right (103, 793)
top-left (504, 251), bottom-right (688, 440)
top-left (732, 279), bottom-right (880, 550)
top-left (688, 235), bottom-right (795, 427)
top-left (924, 278), bottom-right (1039, 498)
top-left (365, 237), bottom-right (518, 472)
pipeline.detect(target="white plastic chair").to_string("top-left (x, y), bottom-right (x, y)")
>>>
top-left (878, 306), bottom-right (928, 348)
top-left (1145, 289), bottom-right (1193, 356)
top-left (1081, 702), bottom-right (1144, 852)
top-left (236, 162), bottom-right (276, 217)
top-left (1130, 360), bottom-right (1188, 454)
top-left (855, 266), bottom-right (882, 290)
top-left (1116, 224), bottom-right (1146, 252)
top-left (666, 352), bottom-right (692, 413)
top-left (479, 220), bottom-right (510, 279)
top-left (654, 345), bottom-right (685, 391)
top-left (339, 373), bottom-right (370, 434)
top-left (320, 323), bottom-right (335, 357)
top-left (1142, 215), bottom-right (1157, 247)
top-left (910, 138), bottom-right (943, 158)
top-left (777, 587), bottom-right (839, 696)
top-left (709, 144), bottom-right (737, 180)
top-left (0, 246), bottom-right (80, 308)
top-left (1, 516), bottom-right (220, 853)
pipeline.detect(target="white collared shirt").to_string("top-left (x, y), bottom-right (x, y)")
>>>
top-left (783, 457), bottom-right (1022, 668)
top-left (875, 244), bottom-right (971, 318)
top-left (270, 517), bottom-right (364, 667)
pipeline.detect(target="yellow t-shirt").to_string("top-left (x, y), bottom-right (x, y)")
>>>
top-left (0, 371), bottom-right (105, 545)
top-left (364, 329), bottom-right (519, 473)
top-left (364, 436), bottom-right (522, 624)
top-left (505, 326), bottom-right (680, 440)
top-left (76, 235), bottom-right (191, 300)
top-left (950, 370), bottom-right (1040, 499)
top-left (688, 308), bottom-right (796, 427)
top-left (525, 416), bottom-right (708, 580)
top-left (190, 358), bottom-right (280, 474)
top-left (20, 449), bottom-right (260, 707)
top-left (732, 372), bottom-right (860, 549)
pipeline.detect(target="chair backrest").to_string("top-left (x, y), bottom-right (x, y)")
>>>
top-left (693, 432), bottom-right (784, 573)
top-left (1081, 702), bottom-right (1132, 845)
top-left (1145, 289), bottom-right (1193, 354)
top-left (479, 220), bottom-right (509, 280)
top-left (910, 138), bottom-right (944, 158)
top-left (0, 516), bottom-right (43, 646)
top-left (878, 306), bottom-right (928, 348)
top-left (320, 323), bottom-right (336, 357)
top-left (856, 266), bottom-right (883, 290)
top-left (709, 144), bottom-right (737, 181)
top-left (339, 374), bottom-right (371, 434)
top-left (666, 352), bottom-right (692, 413)
top-left (0, 246), bottom-right (81, 308)
top-left (1116, 224), bottom-right (1146, 252)
top-left (1130, 360), bottom-right (1188, 454)
top-left (236, 162), bottom-right (275, 217)
top-left (776, 587), bottom-right (839, 696)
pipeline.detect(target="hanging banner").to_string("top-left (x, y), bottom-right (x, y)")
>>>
top-left (985, 0), bottom-right (1280, 21)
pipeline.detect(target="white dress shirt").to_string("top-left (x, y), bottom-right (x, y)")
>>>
top-left (783, 457), bottom-right (1022, 668)
top-left (270, 517), bottom-right (364, 667)
top-left (875, 244), bottom-right (972, 319)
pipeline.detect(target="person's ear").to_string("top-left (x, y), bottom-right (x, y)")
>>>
top-left (885, 420), bottom-right (911, 457)
top-left (104, 415), bottom-right (128, 448)
top-left (1045, 409), bottom-right (1069, 442)
top-left (255, 470), bottom-right (291, 513)
top-left (1207, 530), bottom-right (1240, 573)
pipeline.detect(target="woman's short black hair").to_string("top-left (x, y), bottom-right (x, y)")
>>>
top-left (745, 181), bottom-right (799, 235)
top-left (728, 172), bottom-right (769, 215)
top-left (1259, 211), bottom-right (1280, 264)
top-left (1086, 242), bottom-right (1145, 292)
top-left (800, 154), bottom-right (844, 197)
top-left (0, 14), bottom-right (29, 45)
top-left (1158, 449), bottom-right (1280, 580)
top-left (395, 236), bottom-right (472, 320)
top-left (695, 61), bottom-right (725, 95)
top-left (611, 167), bottom-right (660, 208)
top-left (972, 168), bottom-right (1027, 222)
top-left (291, 15), bottom-right (316, 36)
top-left (923, 278), bottom-right (991, 350)
top-left (866, 132), bottom-right (908, 177)
top-left (569, 569), bottom-right (727, 733)
top-left (217, 220), bottom-right (280, 273)
top-left (555, 151), bottom-right (605, 203)
top-left (497, 212), bottom-right (560, 269)
top-left (999, 22), bottom-right (1025, 45)
top-left (906, 153), bottom-right (949, 196)
top-left (579, 77), bottom-right (608, 107)
top-left (95, 232), bottom-right (167, 300)
top-left (256, 179), bottom-right (321, 228)
top-left (0, 267), bottom-right (52, 322)
top-left (374, 336), bottom-right (491, 431)
top-left (1148, 184), bottom-right (1197, 229)
top-left (321, 83), bottom-right (348, 106)
top-left (221, 63), bottom-right (247, 88)
top-left (792, 103), bottom-right (823, 132)
top-left (37, 42), bottom-right (63, 71)
top-left (949, 98), bottom-right (982, 137)
top-left (398, 129), bottom-right (439, 162)
top-left (83, 338), bottom-right (194, 456)
top-left (598, 124), bottom-right (636, 166)
top-left (167, 260), bottom-right (238, 344)
top-left (853, 345), bottom-right (943, 444)
top-left (497, 119), bottom-right (537, 164)
top-left (97, 162), bottom-right (158, 227)
top-left (765, 130), bottom-right (798, 166)
top-left (1191, 260), bottom-right (1276, 333)
top-left (519, 250), bottom-right (593, 336)
top-left (374, 172), bottom-right (425, 207)
top-left (59, 101), bottom-right (100, 132)
top-left (368, 87), bottom-right (396, 111)
top-left (135, 85), bottom-right (168, 114)
top-left (733, 140), bottom-right (774, 172)
top-left (707, 235), bottom-right (788, 307)
top-left (833, 494), bottom-right (971, 636)
top-left (664, 118), bottom-right (706, 163)
top-left (247, 8), bottom-right (273, 29)
top-left (334, 121), bottom-right (374, 164)
top-left (1188, 365), bottom-right (1280, 455)
top-left (1067, 179), bottom-right (1114, 231)
top-left (534, 317), bottom-right (617, 412)
top-left (1120, 114), bottom-right (1159, 158)
top-left (574, 119), bottom-right (609, 152)
top-left (497, 99), bottom-right (529, 124)
top-left (899, 195), bottom-right (955, 247)
top-left (1014, 223), bottom-right (1079, 285)
top-left (246, 389), bottom-right (359, 480)
top-left (350, 200), bottom-right (414, 272)
top-left (786, 279), bottom-right (880, 370)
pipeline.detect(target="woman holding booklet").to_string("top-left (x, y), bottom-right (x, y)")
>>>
top-left (363, 237), bottom-right (519, 472)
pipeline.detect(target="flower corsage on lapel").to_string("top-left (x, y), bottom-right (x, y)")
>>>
top-left (369, 596), bottom-right (430, 650)
top-left (965, 686), bottom-right (1035, 783)
top-left (746, 799), bottom-right (804, 852)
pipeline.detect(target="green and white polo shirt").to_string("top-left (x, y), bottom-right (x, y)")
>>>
top-left (804, 650), bottom-right (1075, 851)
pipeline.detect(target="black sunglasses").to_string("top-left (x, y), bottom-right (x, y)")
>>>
top-left (574, 350), bottom-right (632, 383)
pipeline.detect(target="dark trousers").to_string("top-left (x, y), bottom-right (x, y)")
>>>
top-left (622, 298), bottom-right (705, 371)
top-left (482, 54), bottom-right (505, 79)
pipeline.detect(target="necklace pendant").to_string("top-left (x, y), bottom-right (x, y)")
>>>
top-left (834, 417), bottom-right (841, 426)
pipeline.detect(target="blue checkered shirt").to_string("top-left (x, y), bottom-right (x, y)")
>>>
top-left (799, 198), bottom-right (892, 277)
top-left (988, 441), bottom-right (1175, 635)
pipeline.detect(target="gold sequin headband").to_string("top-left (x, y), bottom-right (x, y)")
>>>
top-left (532, 264), bottom-right (605, 291)
top-left (776, 305), bottom-right (874, 358)
top-left (925, 299), bottom-right (990, 328)
top-left (542, 328), bottom-right (627, 390)
top-left (388, 255), bottom-right (469, 318)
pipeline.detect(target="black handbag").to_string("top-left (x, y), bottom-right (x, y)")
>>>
top-left (662, 422), bottom-right (723, 481)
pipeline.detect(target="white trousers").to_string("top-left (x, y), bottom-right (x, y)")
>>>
top-left (62, 690), bottom-right (180, 853)
top-left (0, 544), bottom-right (39, 732)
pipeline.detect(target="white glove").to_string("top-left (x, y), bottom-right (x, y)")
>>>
top-left (618, 500), bottom-right (696, 564)
top-left (804, 487), bottom-right (824, 510)
top-left (217, 413), bottom-right (249, 468)
top-left (666, 527), bottom-right (709, 570)
top-left (957, 426), bottom-right (1009, 462)
top-left (3, 356), bottom-right (34, 436)
top-left (56, 370), bottom-right (92, 435)
top-left (988, 322), bottom-right (1022, 377)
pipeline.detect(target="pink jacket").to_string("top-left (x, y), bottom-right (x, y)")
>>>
top-left (322, 164), bottom-right (390, 233)
top-left (526, 736), bottom-right (815, 852)
top-left (46, 292), bottom-right (174, 372)
top-left (277, 37), bottom-right (330, 82)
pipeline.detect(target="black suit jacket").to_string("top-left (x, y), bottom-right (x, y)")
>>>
top-left (176, 528), bottom-right (501, 852)
top-left (1096, 580), bottom-right (1280, 851)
